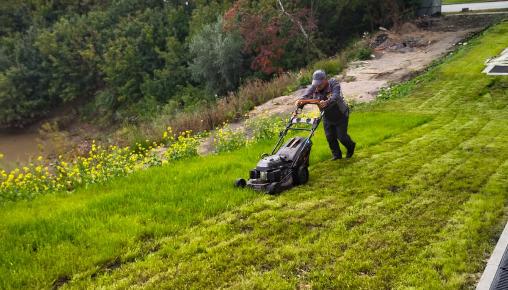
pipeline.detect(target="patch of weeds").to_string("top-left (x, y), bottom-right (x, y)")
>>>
top-left (377, 70), bottom-right (434, 101)
top-left (213, 124), bottom-right (247, 153)
top-left (245, 116), bottom-right (285, 141)
top-left (312, 58), bottom-right (344, 76)
top-left (344, 38), bottom-right (373, 61)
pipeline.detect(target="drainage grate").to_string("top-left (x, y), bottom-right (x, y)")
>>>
top-left (490, 66), bottom-right (508, 74)
top-left (484, 48), bottom-right (508, 76)
top-left (491, 247), bottom-right (508, 290)
top-left (477, 222), bottom-right (508, 290)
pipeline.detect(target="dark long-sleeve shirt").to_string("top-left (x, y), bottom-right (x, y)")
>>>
top-left (300, 78), bottom-right (349, 123)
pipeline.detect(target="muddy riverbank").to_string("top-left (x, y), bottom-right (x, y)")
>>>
top-left (0, 131), bottom-right (41, 167)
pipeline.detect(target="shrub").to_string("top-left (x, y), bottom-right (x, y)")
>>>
top-left (312, 58), bottom-right (344, 76)
top-left (345, 39), bottom-right (373, 61)
top-left (189, 17), bottom-right (244, 95)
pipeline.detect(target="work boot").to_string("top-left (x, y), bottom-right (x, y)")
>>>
top-left (331, 154), bottom-right (342, 161)
top-left (346, 142), bottom-right (356, 159)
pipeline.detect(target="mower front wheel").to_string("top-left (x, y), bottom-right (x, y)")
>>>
top-left (234, 178), bottom-right (247, 188)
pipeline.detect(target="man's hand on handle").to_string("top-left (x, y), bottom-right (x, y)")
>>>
top-left (318, 100), bottom-right (329, 109)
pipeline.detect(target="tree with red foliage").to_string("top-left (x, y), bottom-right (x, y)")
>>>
top-left (224, 0), bottom-right (315, 76)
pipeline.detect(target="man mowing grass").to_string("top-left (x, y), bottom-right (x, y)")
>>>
top-left (297, 69), bottom-right (356, 160)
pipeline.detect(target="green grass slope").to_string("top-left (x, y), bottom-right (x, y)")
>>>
top-left (1, 21), bottom-right (508, 289)
top-left (0, 113), bottom-right (429, 288)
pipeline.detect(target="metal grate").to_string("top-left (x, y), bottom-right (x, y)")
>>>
top-left (492, 247), bottom-right (508, 289)
top-left (484, 48), bottom-right (508, 76)
top-left (490, 66), bottom-right (508, 74)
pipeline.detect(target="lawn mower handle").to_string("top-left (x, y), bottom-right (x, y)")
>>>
top-left (268, 100), bottom-right (324, 156)
top-left (296, 99), bottom-right (321, 108)
top-left (293, 99), bottom-right (321, 117)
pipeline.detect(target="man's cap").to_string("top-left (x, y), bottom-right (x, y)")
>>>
top-left (312, 69), bottom-right (327, 86)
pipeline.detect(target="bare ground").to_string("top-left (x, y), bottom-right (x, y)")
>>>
top-left (247, 22), bottom-right (481, 117)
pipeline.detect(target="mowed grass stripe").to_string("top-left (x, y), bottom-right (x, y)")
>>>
top-left (405, 118), bottom-right (502, 192)
top-left (384, 117), bottom-right (496, 188)
top-left (395, 159), bottom-right (508, 289)
top-left (67, 22), bottom-right (508, 289)
top-left (305, 123), bottom-right (508, 287)
top-left (78, 117), bottom-right (507, 289)
top-left (345, 116), bottom-right (484, 187)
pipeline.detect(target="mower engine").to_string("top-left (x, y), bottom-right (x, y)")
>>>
top-left (246, 136), bottom-right (311, 194)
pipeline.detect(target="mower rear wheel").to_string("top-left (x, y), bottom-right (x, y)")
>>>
top-left (294, 166), bottom-right (309, 185)
top-left (266, 182), bottom-right (280, 195)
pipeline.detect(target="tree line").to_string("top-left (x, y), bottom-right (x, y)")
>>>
top-left (0, 0), bottom-right (420, 128)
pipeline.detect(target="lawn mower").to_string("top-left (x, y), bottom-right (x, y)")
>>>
top-left (234, 99), bottom-right (323, 194)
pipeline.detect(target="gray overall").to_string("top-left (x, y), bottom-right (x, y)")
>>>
top-left (300, 78), bottom-right (355, 158)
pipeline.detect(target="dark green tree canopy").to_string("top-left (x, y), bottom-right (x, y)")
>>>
top-left (0, 0), bottom-right (420, 128)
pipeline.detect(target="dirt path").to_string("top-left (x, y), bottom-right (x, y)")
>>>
top-left (340, 30), bottom-right (473, 102)
top-left (247, 28), bottom-right (477, 117)
top-left (198, 15), bottom-right (495, 155)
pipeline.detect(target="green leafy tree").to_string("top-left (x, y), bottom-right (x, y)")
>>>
top-left (0, 29), bottom-right (53, 128)
top-left (189, 17), bottom-right (244, 95)
top-left (188, 0), bottom-right (234, 37)
top-left (141, 37), bottom-right (188, 103)
top-left (0, 0), bottom-right (31, 36)
top-left (35, 16), bottom-right (101, 104)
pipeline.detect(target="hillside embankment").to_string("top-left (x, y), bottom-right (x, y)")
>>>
top-left (1, 19), bottom-right (506, 289)
top-left (198, 13), bottom-right (505, 154)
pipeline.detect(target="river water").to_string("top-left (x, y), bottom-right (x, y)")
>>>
top-left (0, 132), bottom-right (42, 168)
